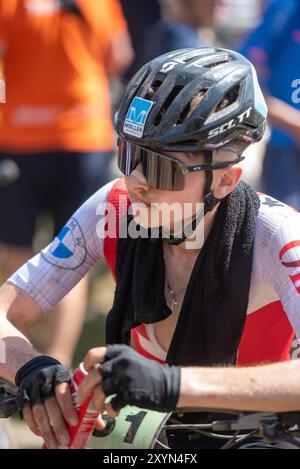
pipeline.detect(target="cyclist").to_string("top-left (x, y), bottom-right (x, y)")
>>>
top-left (1, 48), bottom-right (300, 449)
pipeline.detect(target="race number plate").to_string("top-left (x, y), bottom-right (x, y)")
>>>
top-left (90, 406), bottom-right (170, 449)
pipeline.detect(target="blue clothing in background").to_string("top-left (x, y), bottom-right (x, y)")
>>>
top-left (241, 0), bottom-right (300, 148)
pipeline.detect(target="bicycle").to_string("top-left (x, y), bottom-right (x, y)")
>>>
top-left (0, 379), bottom-right (18, 448)
top-left (90, 406), bottom-right (300, 449)
top-left (2, 377), bottom-right (300, 449)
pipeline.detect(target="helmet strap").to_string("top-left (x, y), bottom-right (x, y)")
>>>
top-left (167, 151), bottom-right (220, 246)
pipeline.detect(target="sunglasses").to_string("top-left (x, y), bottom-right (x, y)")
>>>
top-left (117, 138), bottom-right (245, 191)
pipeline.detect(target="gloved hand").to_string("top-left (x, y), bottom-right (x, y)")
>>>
top-left (15, 355), bottom-right (71, 409)
top-left (15, 355), bottom-right (77, 449)
top-left (99, 344), bottom-right (181, 412)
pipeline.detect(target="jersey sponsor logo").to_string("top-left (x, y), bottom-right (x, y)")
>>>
top-left (123, 97), bottom-right (154, 138)
top-left (259, 193), bottom-right (296, 215)
top-left (42, 217), bottom-right (87, 270)
top-left (279, 241), bottom-right (300, 268)
top-left (279, 241), bottom-right (300, 295)
top-left (290, 272), bottom-right (300, 295)
top-left (261, 196), bottom-right (285, 209)
top-left (207, 107), bottom-right (252, 139)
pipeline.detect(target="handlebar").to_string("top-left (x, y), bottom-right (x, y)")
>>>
top-left (0, 380), bottom-right (18, 418)
top-left (1, 379), bottom-right (300, 448)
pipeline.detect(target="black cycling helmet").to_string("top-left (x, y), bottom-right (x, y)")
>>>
top-left (115, 47), bottom-right (267, 152)
top-left (115, 48), bottom-right (268, 245)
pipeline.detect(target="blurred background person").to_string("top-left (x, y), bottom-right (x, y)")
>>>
top-left (241, 0), bottom-right (300, 208)
top-left (120, 0), bottom-right (161, 83)
top-left (215, 0), bottom-right (265, 48)
top-left (141, 0), bottom-right (219, 65)
top-left (0, 0), bottom-right (133, 366)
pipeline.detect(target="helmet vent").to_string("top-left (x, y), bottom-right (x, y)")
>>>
top-left (154, 85), bottom-right (184, 126)
top-left (144, 80), bottom-right (163, 100)
top-left (194, 52), bottom-right (231, 69)
top-left (205, 59), bottom-right (229, 69)
top-left (176, 89), bottom-right (208, 125)
top-left (215, 84), bottom-right (240, 112)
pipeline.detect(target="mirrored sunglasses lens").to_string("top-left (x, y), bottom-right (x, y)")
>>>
top-left (117, 140), bottom-right (185, 190)
top-left (117, 140), bottom-right (139, 175)
top-left (143, 152), bottom-right (184, 190)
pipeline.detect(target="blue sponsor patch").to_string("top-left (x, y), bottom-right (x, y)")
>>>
top-left (123, 97), bottom-right (154, 138)
top-left (51, 226), bottom-right (73, 259)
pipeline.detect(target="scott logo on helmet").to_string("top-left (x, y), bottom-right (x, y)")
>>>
top-left (207, 107), bottom-right (252, 139)
top-left (159, 50), bottom-right (205, 73)
top-left (279, 240), bottom-right (300, 295)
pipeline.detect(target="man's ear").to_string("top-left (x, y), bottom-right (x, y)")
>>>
top-left (212, 166), bottom-right (243, 200)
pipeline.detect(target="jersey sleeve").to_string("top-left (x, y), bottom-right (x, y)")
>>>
top-left (8, 180), bottom-right (117, 313)
top-left (263, 210), bottom-right (300, 338)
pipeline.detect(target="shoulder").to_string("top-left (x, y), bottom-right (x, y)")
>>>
top-left (253, 194), bottom-right (300, 329)
top-left (53, 178), bottom-right (121, 262)
top-left (254, 193), bottom-right (300, 264)
top-left (256, 192), bottom-right (297, 229)
top-left (39, 179), bottom-right (120, 271)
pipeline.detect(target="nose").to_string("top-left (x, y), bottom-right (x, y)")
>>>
top-left (128, 163), bottom-right (151, 193)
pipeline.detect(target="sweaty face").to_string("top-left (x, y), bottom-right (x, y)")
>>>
top-left (124, 145), bottom-right (242, 233)
top-left (125, 151), bottom-right (206, 232)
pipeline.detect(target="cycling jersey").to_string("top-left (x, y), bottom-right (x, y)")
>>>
top-left (9, 178), bottom-right (300, 365)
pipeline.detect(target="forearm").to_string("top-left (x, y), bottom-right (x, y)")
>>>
top-left (0, 315), bottom-right (40, 384)
top-left (0, 283), bottom-right (43, 383)
top-left (266, 96), bottom-right (300, 135)
top-left (178, 360), bottom-right (300, 412)
top-left (45, 278), bottom-right (88, 367)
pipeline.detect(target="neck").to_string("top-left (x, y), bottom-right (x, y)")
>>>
top-left (163, 203), bottom-right (220, 257)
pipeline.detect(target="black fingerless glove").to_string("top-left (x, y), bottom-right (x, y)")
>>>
top-left (15, 355), bottom-right (72, 409)
top-left (100, 345), bottom-right (181, 413)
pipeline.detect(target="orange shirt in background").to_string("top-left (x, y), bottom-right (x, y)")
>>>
top-left (0, 0), bottom-right (128, 152)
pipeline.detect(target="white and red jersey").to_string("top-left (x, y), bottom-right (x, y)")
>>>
top-left (9, 178), bottom-right (300, 366)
